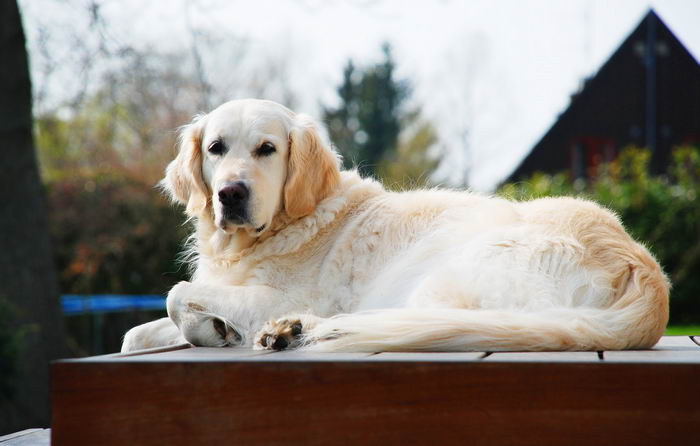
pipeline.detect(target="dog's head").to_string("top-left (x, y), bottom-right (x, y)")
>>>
top-left (162, 99), bottom-right (341, 235)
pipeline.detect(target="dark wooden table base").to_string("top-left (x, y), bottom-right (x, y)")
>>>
top-left (51, 336), bottom-right (700, 446)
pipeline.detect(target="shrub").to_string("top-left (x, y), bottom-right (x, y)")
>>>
top-left (0, 297), bottom-right (33, 400)
top-left (46, 172), bottom-right (190, 296)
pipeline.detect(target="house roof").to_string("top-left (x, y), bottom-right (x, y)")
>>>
top-left (506, 9), bottom-right (700, 182)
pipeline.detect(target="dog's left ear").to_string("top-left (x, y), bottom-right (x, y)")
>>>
top-left (161, 115), bottom-right (210, 216)
top-left (284, 114), bottom-right (341, 219)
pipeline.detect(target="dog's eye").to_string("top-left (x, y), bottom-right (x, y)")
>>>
top-left (208, 140), bottom-right (225, 156)
top-left (255, 142), bottom-right (276, 157)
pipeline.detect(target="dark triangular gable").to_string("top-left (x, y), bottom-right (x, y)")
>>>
top-left (507, 9), bottom-right (700, 182)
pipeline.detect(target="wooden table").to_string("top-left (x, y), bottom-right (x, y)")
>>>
top-left (51, 336), bottom-right (700, 446)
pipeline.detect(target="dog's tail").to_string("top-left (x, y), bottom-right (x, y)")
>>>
top-left (302, 258), bottom-right (670, 352)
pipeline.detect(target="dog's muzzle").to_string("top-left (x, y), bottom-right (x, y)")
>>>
top-left (218, 181), bottom-right (249, 224)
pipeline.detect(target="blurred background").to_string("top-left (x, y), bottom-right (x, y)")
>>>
top-left (1, 0), bottom-right (699, 433)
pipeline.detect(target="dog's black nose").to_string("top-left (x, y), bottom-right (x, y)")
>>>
top-left (218, 182), bottom-right (249, 207)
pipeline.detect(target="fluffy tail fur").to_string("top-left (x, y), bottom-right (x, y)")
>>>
top-left (302, 261), bottom-right (670, 352)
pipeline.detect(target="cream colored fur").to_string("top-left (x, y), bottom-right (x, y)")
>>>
top-left (121, 99), bottom-right (669, 353)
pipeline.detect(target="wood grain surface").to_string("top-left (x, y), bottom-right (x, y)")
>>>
top-left (51, 336), bottom-right (700, 446)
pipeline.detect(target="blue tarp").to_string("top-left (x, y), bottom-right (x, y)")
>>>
top-left (61, 294), bottom-right (166, 315)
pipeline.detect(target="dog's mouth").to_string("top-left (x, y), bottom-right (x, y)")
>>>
top-left (217, 211), bottom-right (267, 235)
top-left (222, 205), bottom-right (247, 224)
top-left (218, 202), bottom-right (249, 228)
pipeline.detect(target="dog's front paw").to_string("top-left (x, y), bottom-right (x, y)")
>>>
top-left (255, 317), bottom-right (304, 351)
top-left (121, 317), bottom-right (184, 353)
top-left (210, 317), bottom-right (243, 347)
top-left (176, 307), bottom-right (242, 348)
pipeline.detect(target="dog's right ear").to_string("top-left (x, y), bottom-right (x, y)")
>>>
top-left (161, 115), bottom-right (209, 216)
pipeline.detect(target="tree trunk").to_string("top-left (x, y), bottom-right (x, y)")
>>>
top-left (0, 0), bottom-right (68, 434)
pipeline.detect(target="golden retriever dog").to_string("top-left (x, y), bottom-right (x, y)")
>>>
top-left (121, 99), bottom-right (669, 353)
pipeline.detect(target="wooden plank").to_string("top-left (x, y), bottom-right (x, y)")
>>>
top-left (652, 335), bottom-right (700, 350)
top-left (112, 347), bottom-right (271, 362)
top-left (76, 336), bottom-right (699, 361)
top-left (0, 429), bottom-right (42, 443)
top-left (116, 342), bottom-right (193, 357)
top-left (604, 349), bottom-right (700, 362)
top-left (0, 429), bottom-right (50, 445)
top-left (77, 343), bottom-right (192, 361)
top-left (369, 352), bottom-right (484, 361)
top-left (483, 351), bottom-right (601, 362)
top-left (52, 360), bottom-right (700, 446)
top-left (68, 347), bottom-right (372, 363)
top-left (251, 351), bottom-right (374, 361)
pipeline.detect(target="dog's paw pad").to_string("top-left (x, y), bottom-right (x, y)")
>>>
top-left (255, 319), bottom-right (303, 351)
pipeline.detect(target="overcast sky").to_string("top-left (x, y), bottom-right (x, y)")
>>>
top-left (19, 0), bottom-right (700, 190)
